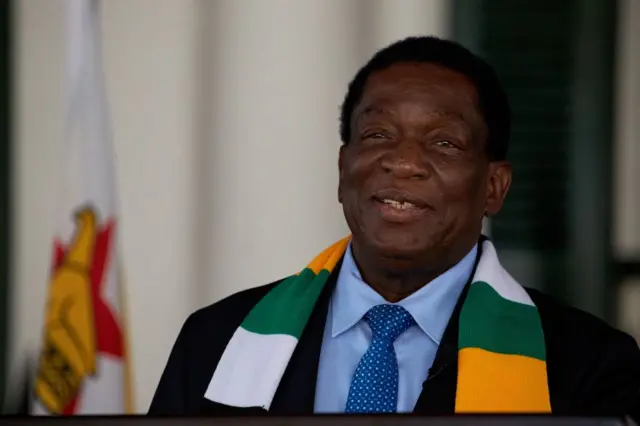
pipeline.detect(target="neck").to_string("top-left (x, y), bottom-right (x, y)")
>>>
top-left (350, 241), bottom-right (473, 303)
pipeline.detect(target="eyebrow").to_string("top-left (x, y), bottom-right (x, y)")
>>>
top-left (357, 105), bottom-right (466, 123)
top-left (359, 106), bottom-right (391, 117)
top-left (427, 110), bottom-right (465, 121)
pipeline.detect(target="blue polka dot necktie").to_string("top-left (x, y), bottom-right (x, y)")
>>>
top-left (345, 304), bottom-right (415, 413)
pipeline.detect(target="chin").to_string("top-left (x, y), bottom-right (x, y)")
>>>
top-left (366, 229), bottom-right (433, 260)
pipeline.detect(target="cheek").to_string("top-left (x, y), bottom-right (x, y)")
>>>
top-left (341, 152), bottom-right (378, 192)
top-left (436, 165), bottom-right (487, 209)
top-left (340, 155), bottom-right (379, 228)
top-left (339, 163), bottom-right (365, 212)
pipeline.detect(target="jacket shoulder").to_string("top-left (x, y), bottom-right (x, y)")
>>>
top-left (526, 288), bottom-right (639, 351)
top-left (148, 279), bottom-right (282, 414)
top-left (526, 287), bottom-right (631, 341)
top-left (186, 280), bottom-right (281, 333)
top-left (525, 287), bottom-right (640, 415)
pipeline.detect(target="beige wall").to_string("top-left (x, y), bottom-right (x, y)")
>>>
top-left (614, 0), bottom-right (640, 342)
top-left (614, 0), bottom-right (640, 260)
top-left (10, 0), bottom-right (451, 413)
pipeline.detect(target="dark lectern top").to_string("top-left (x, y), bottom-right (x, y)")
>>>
top-left (0, 416), bottom-right (636, 426)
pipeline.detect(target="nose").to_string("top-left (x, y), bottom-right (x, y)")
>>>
top-left (380, 139), bottom-right (428, 179)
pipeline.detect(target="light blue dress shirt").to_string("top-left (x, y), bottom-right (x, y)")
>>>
top-left (314, 242), bottom-right (478, 413)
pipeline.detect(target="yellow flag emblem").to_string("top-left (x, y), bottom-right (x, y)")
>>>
top-left (35, 206), bottom-right (121, 414)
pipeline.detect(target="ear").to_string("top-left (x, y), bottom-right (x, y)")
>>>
top-left (338, 145), bottom-right (346, 204)
top-left (485, 161), bottom-right (511, 217)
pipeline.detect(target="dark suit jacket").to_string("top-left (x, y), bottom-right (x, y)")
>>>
top-left (148, 256), bottom-right (640, 417)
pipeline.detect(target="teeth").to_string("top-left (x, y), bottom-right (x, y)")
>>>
top-left (382, 198), bottom-right (416, 209)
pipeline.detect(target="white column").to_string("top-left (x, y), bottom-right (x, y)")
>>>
top-left (199, 0), bottom-right (362, 304)
top-left (613, 0), bottom-right (640, 260)
top-left (614, 0), bottom-right (640, 342)
top-left (369, 0), bottom-right (451, 51)
top-left (101, 0), bottom-right (201, 411)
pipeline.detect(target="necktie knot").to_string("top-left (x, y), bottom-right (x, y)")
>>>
top-left (364, 304), bottom-right (415, 345)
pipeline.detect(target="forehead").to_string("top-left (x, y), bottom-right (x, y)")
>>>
top-left (355, 62), bottom-right (481, 123)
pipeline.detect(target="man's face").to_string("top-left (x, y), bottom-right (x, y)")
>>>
top-left (339, 62), bottom-right (510, 263)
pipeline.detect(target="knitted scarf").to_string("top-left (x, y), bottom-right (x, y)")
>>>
top-left (204, 237), bottom-right (551, 413)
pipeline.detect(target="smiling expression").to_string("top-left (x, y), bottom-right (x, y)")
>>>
top-left (339, 62), bottom-right (502, 264)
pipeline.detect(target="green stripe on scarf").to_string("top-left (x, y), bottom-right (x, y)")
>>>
top-left (242, 268), bottom-right (330, 336)
top-left (459, 282), bottom-right (546, 361)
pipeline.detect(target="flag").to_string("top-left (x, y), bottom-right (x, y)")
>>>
top-left (32, 0), bottom-right (133, 415)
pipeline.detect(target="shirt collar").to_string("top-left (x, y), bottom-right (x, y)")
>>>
top-left (331, 241), bottom-right (478, 344)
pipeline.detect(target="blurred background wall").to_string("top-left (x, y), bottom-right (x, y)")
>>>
top-left (3, 0), bottom-right (640, 414)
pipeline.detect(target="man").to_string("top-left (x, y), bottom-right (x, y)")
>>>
top-left (149, 36), bottom-right (640, 416)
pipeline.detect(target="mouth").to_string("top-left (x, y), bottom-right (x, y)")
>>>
top-left (371, 189), bottom-right (431, 222)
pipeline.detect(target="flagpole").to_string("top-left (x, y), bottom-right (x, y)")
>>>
top-left (118, 265), bottom-right (135, 414)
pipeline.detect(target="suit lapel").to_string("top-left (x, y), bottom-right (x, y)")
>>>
top-left (269, 258), bottom-right (342, 414)
top-left (412, 283), bottom-right (465, 414)
top-left (413, 240), bottom-right (484, 414)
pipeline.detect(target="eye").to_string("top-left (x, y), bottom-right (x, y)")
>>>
top-left (362, 131), bottom-right (390, 141)
top-left (366, 132), bottom-right (387, 139)
top-left (434, 140), bottom-right (457, 149)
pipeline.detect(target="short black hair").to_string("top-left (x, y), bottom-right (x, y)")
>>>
top-left (339, 36), bottom-right (510, 161)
